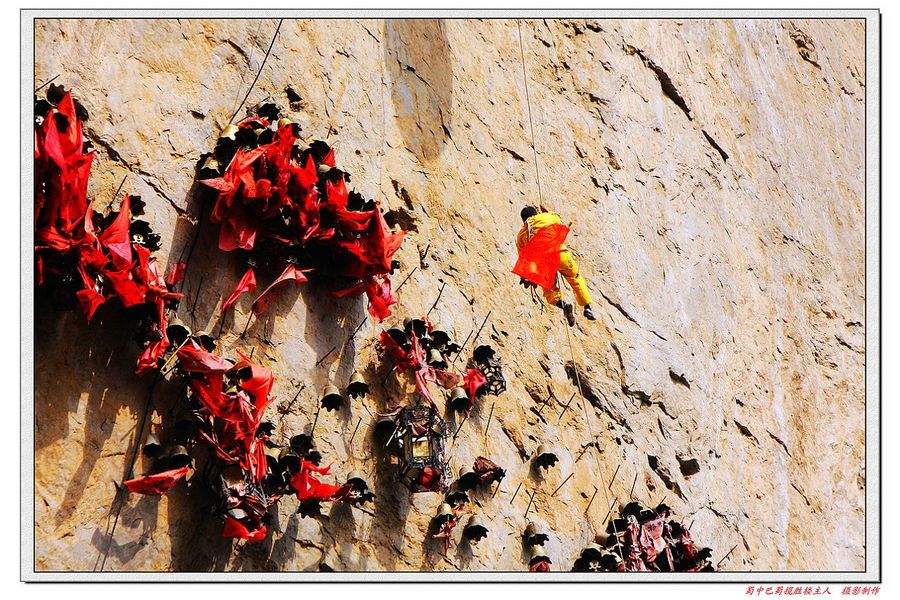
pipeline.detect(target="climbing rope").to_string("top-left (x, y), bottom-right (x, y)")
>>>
top-left (516, 19), bottom-right (630, 544)
top-left (516, 19), bottom-right (545, 207)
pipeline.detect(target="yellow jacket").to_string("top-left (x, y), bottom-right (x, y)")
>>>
top-left (516, 212), bottom-right (568, 252)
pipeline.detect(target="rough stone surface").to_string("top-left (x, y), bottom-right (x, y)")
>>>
top-left (33, 18), bottom-right (866, 572)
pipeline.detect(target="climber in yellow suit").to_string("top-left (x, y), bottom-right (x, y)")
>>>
top-left (516, 206), bottom-right (596, 327)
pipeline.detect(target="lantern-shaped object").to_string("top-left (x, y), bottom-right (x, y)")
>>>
top-left (321, 384), bottom-right (345, 412)
top-left (533, 444), bottom-right (559, 470)
top-left (347, 371), bottom-right (369, 399)
top-left (398, 404), bottom-right (449, 493)
top-left (142, 433), bottom-right (162, 457)
top-left (524, 522), bottom-right (549, 547)
top-left (447, 387), bottom-right (472, 413)
top-left (463, 515), bottom-right (489, 543)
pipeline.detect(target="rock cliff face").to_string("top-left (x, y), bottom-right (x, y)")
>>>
top-left (33, 18), bottom-right (866, 572)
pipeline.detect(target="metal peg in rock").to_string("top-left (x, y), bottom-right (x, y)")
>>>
top-left (533, 444), bottom-right (559, 470)
top-left (463, 515), bottom-right (489, 543)
top-left (320, 384), bottom-right (344, 412)
top-left (347, 371), bottom-right (369, 399)
top-left (524, 522), bottom-right (549, 547)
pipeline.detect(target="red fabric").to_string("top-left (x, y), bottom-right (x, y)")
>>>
top-left (221, 268), bottom-right (257, 315)
top-left (199, 126), bottom-right (405, 320)
top-left (124, 466), bottom-right (189, 495)
top-left (290, 461), bottom-right (346, 502)
top-left (166, 262), bottom-right (186, 286)
top-left (512, 223), bottom-right (569, 290)
top-left (418, 466), bottom-right (444, 491)
top-left (35, 96), bottom-right (182, 374)
top-left (639, 515), bottom-right (669, 565)
top-left (250, 265), bottom-right (308, 316)
top-left (463, 368), bottom-right (487, 401)
top-left (222, 516), bottom-right (267, 542)
top-left (473, 456), bottom-right (504, 484)
top-left (530, 560), bottom-right (551, 572)
top-left (177, 342), bottom-right (232, 374)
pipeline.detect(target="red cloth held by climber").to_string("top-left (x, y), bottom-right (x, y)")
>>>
top-left (512, 222), bottom-right (569, 290)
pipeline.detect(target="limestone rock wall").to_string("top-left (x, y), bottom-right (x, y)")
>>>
top-left (33, 17), bottom-right (866, 572)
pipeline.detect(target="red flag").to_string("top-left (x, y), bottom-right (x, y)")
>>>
top-left (463, 368), bottom-right (487, 401)
top-left (512, 223), bottom-right (569, 290)
top-left (221, 268), bottom-right (257, 315)
top-left (124, 466), bottom-right (189, 495)
top-left (250, 265), bottom-right (308, 316)
top-left (290, 461), bottom-right (346, 502)
top-left (222, 517), bottom-right (267, 542)
top-left (166, 262), bottom-right (187, 286)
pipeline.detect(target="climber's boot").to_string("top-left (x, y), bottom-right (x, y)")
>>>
top-left (583, 305), bottom-right (596, 321)
top-left (558, 301), bottom-right (576, 327)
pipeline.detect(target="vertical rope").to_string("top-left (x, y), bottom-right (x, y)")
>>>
top-left (516, 19), bottom-right (544, 207)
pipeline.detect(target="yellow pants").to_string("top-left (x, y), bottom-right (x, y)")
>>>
top-left (544, 250), bottom-right (593, 307)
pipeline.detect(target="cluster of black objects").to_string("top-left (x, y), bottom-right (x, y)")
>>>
top-left (319, 371), bottom-right (370, 412)
top-left (141, 419), bottom-right (195, 472)
top-left (572, 502), bottom-right (715, 572)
